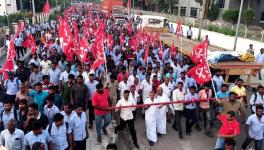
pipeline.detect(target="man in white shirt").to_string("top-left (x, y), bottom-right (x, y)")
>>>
top-left (43, 95), bottom-right (60, 124)
top-left (144, 91), bottom-right (158, 146)
top-left (156, 87), bottom-right (170, 137)
top-left (61, 104), bottom-right (75, 123)
top-left (85, 74), bottom-right (99, 129)
top-left (114, 90), bottom-right (139, 149)
top-left (187, 26), bottom-right (193, 40)
top-left (24, 120), bottom-right (53, 150)
top-left (249, 85), bottom-right (264, 113)
top-left (59, 64), bottom-right (75, 92)
top-left (141, 74), bottom-right (152, 102)
top-left (0, 119), bottom-right (25, 150)
top-left (159, 77), bottom-right (173, 99)
top-left (118, 75), bottom-right (129, 98)
top-left (171, 82), bottom-right (185, 138)
top-left (40, 55), bottom-right (51, 75)
top-left (69, 104), bottom-right (88, 150)
top-left (3, 72), bottom-right (21, 104)
top-left (46, 113), bottom-right (73, 150)
top-left (241, 105), bottom-right (264, 150)
top-left (15, 36), bottom-right (24, 58)
top-left (48, 62), bottom-right (61, 91)
top-left (29, 54), bottom-right (40, 67)
top-left (255, 48), bottom-right (264, 80)
top-left (0, 101), bottom-right (19, 130)
top-left (185, 86), bottom-right (199, 135)
top-left (213, 70), bottom-right (225, 92)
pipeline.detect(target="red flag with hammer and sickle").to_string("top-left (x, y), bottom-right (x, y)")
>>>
top-left (189, 41), bottom-right (208, 64)
top-left (187, 60), bottom-right (211, 85)
top-left (176, 18), bottom-right (182, 38)
top-left (22, 34), bottom-right (37, 54)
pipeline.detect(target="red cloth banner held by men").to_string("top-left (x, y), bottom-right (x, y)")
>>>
top-left (79, 36), bottom-right (89, 64)
top-left (187, 60), bottom-right (211, 85)
top-left (22, 34), bottom-right (37, 54)
top-left (189, 41), bottom-right (208, 64)
top-left (42, 0), bottom-right (51, 14)
top-left (176, 18), bottom-right (182, 38)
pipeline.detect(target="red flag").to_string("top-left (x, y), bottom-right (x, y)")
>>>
top-left (120, 33), bottom-right (124, 46)
top-left (129, 37), bottom-right (137, 51)
top-left (189, 41), bottom-right (208, 64)
top-left (170, 42), bottom-right (176, 56)
top-left (107, 34), bottom-right (114, 50)
top-left (42, 0), bottom-right (51, 14)
top-left (91, 38), bottom-right (105, 70)
top-left (159, 42), bottom-right (163, 60)
top-left (22, 34), bottom-right (37, 54)
top-left (79, 36), bottom-right (89, 64)
top-left (15, 21), bottom-right (24, 37)
top-left (176, 18), bottom-right (182, 38)
top-left (144, 42), bottom-right (149, 63)
top-left (1, 35), bottom-right (16, 79)
top-left (187, 61), bottom-right (211, 85)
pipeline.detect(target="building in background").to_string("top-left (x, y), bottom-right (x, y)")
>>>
top-left (0, 0), bottom-right (18, 16)
top-left (215, 0), bottom-right (264, 27)
top-left (176, 0), bottom-right (264, 27)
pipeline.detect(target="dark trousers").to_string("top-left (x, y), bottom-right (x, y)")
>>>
top-left (88, 100), bottom-right (95, 126)
top-left (242, 136), bottom-right (263, 150)
top-left (15, 46), bottom-right (24, 58)
top-left (173, 110), bottom-right (183, 134)
top-left (187, 36), bottom-right (192, 40)
top-left (115, 118), bottom-right (138, 144)
top-left (74, 139), bottom-right (86, 150)
top-left (185, 108), bottom-right (197, 133)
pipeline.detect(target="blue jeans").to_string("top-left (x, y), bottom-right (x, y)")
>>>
top-left (95, 113), bottom-right (111, 136)
top-left (242, 136), bottom-right (263, 150)
top-left (214, 137), bottom-right (225, 150)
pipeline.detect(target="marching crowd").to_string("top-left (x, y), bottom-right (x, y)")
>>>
top-left (0, 4), bottom-right (264, 150)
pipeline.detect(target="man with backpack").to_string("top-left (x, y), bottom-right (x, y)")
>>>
top-left (2, 72), bottom-right (21, 104)
top-left (250, 85), bottom-right (264, 114)
top-left (46, 113), bottom-right (73, 150)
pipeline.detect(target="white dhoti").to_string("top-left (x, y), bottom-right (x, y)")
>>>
top-left (156, 105), bottom-right (167, 134)
top-left (145, 98), bottom-right (158, 142)
top-left (156, 94), bottom-right (169, 135)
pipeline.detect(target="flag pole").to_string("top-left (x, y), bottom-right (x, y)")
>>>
top-left (204, 48), bottom-right (218, 99)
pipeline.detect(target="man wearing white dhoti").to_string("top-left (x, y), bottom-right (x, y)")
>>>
top-left (156, 87), bottom-right (170, 137)
top-left (144, 91), bottom-right (158, 146)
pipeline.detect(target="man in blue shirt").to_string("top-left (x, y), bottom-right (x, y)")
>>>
top-left (216, 84), bottom-right (230, 100)
top-left (29, 82), bottom-right (48, 112)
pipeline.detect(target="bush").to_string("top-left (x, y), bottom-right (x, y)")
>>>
top-left (208, 24), bottom-right (236, 36)
top-left (223, 9), bottom-right (239, 24)
top-left (243, 9), bottom-right (255, 26)
top-left (8, 10), bottom-right (32, 24)
top-left (207, 4), bottom-right (220, 21)
top-left (0, 16), bottom-right (8, 27)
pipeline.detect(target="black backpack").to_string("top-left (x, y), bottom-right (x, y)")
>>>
top-left (48, 122), bottom-right (70, 145)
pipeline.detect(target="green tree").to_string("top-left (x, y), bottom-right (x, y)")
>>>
top-left (207, 4), bottom-right (219, 21)
top-left (242, 8), bottom-right (255, 27)
top-left (223, 9), bottom-right (239, 24)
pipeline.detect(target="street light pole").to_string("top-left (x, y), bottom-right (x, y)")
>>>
top-left (32, 0), bottom-right (36, 25)
top-left (233, 0), bottom-right (244, 51)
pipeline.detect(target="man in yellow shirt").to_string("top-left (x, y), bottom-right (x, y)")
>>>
top-left (230, 79), bottom-right (247, 107)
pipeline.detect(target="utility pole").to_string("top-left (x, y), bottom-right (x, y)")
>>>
top-left (32, 0), bottom-right (36, 25)
top-left (233, 0), bottom-right (244, 51)
top-left (198, 0), bottom-right (206, 41)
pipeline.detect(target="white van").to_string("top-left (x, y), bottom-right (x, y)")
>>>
top-left (137, 15), bottom-right (168, 32)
